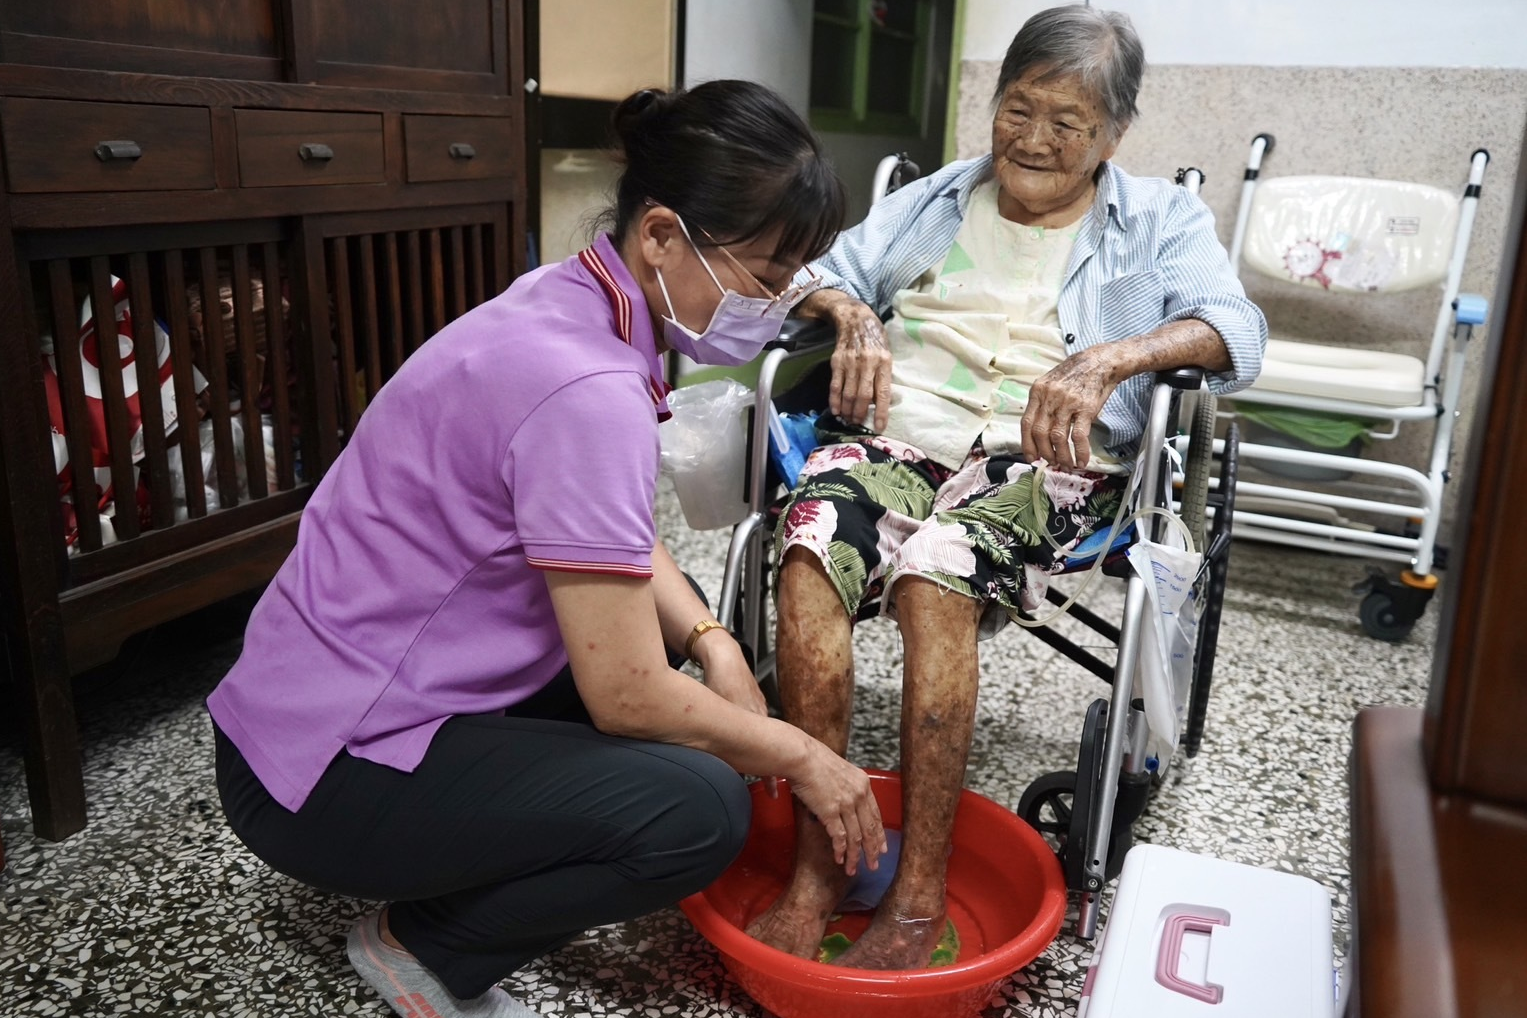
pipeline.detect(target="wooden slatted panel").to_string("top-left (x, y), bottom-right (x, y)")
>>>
top-left (468, 224), bottom-right (486, 308)
top-left (260, 242), bottom-right (295, 491)
top-left (328, 237), bottom-right (359, 436)
top-left (230, 245), bottom-right (269, 500)
top-left (449, 225), bottom-right (467, 319)
top-left (46, 260), bottom-right (103, 552)
top-left (383, 232), bottom-right (405, 372)
top-left (125, 253), bottom-right (175, 528)
top-left (198, 246), bottom-right (240, 509)
top-left (356, 236), bottom-right (383, 403)
top-left (428, 228), bottom-right (446, 334)
top-left (161, 249), bottom-right (207, 519)
top-left (492, 209), bottom-right (511, 294)
top-left (87, 257), bottom-right (140, 541)
top-left (405, 230), bottom-right (425, 353)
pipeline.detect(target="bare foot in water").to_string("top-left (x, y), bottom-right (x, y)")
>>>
top-left (744, 879), bottom-right (845, 958)
top-left (745, 818), bottom-right (851, 958)
top-left (834, 904), bottom-right (947, 970)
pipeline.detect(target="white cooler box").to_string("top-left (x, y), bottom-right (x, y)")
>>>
top-left (1078, 845), bottom-right (1335, 1018)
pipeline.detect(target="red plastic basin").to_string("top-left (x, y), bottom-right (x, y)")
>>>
top-left (680, 770), bottom-right (1066, 1018)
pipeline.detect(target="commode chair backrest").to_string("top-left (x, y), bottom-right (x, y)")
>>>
top-left (1239, 176), bottom-right (1460, 294)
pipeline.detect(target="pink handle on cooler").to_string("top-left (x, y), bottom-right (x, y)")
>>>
top-left (1155, 908), bottom-right (1229, 1004)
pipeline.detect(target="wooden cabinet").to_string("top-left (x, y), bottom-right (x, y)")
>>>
top-left (403, 115), bottom-right (516, 182)
top-left (234, 110), bottom-right (386, 187)
top-left (0, 99), bottom-right (216, 193)
top-left (0, 0), bottom-right (527, 842)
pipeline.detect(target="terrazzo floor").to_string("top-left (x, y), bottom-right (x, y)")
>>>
top-left (0, 477), bottom-right (1436, 1017)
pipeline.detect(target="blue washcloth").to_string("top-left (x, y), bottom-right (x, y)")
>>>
top-left (837, 829), bottom-right (903, 912)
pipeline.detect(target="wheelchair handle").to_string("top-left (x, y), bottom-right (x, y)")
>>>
top-left (768, 316), bottom-right (837, 352)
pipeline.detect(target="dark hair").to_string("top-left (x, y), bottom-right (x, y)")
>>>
top-left (606, 80), bottom-right (846, 266)
top-left (994, 4), bottom-right (1144, 141)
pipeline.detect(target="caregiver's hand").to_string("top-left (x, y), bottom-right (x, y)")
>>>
top-left (787, 739), bottom-right (887, 877)
top-left (802, 288), bottom-right (892, 432)
top-left (1022, 343), bottom-right (1124, 470)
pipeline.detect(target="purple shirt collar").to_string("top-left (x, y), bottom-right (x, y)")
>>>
top-left (579, 233), bottom-right (672, 421)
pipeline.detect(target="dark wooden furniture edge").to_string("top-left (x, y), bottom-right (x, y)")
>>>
top-left (1349, 707), bottom-right (1458, 1018)
top-left (60, 514), bottom-right (301, 671)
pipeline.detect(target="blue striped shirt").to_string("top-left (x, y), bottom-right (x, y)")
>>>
top-left (808, 155), bottom-right (1267, 461)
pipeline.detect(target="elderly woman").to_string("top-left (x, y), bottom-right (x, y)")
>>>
top-left (747, 5), bottom-right (1266, 970)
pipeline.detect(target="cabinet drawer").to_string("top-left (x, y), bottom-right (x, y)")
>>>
top-left (235, 109), bottom-right (384, 187)
top-left (0, 98), bottom-right (214, 193)
top-left (403, 115), bottom-right (513, 183)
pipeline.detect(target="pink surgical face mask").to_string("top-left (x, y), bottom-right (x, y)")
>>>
top-left (654, 214), bottom-right (820, 367)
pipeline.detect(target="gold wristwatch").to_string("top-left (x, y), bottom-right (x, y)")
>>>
top-left (684, 619), bottom-right (726, 660)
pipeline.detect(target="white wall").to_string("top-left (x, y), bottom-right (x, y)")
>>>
top-left (683, 0), bottom-right (813, 113)
top-left (962, 0), bottom-right (1527, 68)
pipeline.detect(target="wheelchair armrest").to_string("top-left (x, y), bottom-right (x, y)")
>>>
top-left (1156, 366), bottom-right (1205, 390)
top-left (768, 316), bottom-right (838, 352)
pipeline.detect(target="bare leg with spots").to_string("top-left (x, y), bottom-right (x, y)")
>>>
top-left (835, 577), bottom-right (981, 969)
top-left (348, 910), bottom-right (538, 1018)
top-left (744, 547), bottom-right (858, 957)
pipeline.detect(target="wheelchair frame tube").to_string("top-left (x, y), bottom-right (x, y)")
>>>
top-left (1077, 379), bottom-right (1177, 940)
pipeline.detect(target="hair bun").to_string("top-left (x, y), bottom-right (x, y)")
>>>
top-left (612, 87), bottom-right (670, 154)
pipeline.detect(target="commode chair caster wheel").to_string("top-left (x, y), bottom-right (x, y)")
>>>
top-left (1359, 590), bottom-right (1413, 642)
top-left (1353, 568), bottom-right (1436, 642)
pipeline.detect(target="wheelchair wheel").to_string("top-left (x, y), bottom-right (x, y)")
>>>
top-left (1178, 392), bottom-right (1217, 552)
top-left (1183, 421), bottom-right (1239, 758)
top-left (1018, 770), bottom-right (1133, 882)
top-left (1019, 770), bottom-right (1081, 852)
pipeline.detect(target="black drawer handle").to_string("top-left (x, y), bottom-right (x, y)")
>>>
top-left (449, 142), bottom-right (476, 160)
top-left (298, 143), bottom-right (334, 163)
top-left (94, 140), bottom-right (142, 162)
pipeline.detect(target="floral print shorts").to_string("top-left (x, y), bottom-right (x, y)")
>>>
top-left (775, 424), bottom-right (1129, 639)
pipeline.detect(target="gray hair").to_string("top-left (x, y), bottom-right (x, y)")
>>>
top-left (993, 5), bottom-right (1144, 141)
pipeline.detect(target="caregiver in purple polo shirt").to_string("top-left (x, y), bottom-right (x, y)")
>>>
top-left (208, 81), bottom-right (886, 1018)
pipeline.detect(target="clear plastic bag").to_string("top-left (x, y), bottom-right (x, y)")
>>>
top-left (1127, 523), bottom-right (1203, 772)
top-left (660, 379), bottom-right (754, 530)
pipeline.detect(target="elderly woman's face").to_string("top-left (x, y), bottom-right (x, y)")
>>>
top-left (991, 68), bottom-right (1120, 224)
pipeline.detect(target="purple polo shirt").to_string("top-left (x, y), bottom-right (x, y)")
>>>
top-left (208, 235), bottom-right (669, 811)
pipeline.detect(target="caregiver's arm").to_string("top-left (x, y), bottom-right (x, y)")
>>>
top-left (544, 570), bottom-right (886, 874)
top-left (649, 540), bottom-right (768, 718)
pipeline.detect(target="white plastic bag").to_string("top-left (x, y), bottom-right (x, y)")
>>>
top-left (1127, 523), bottom-right (1203, 771)
top-left (660, 379), bottom-right (754, 530)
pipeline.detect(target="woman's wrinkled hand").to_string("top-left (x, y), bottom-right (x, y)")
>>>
top-left (827, 299), bottom-right (893, 432)
top-left (1022, 343), bottom-right (1127, 469)
top-left (788, 739), bottom-right (887, 877)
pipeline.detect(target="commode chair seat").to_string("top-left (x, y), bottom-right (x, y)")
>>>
top-left (1248, 338), bottom-right (1425, 407)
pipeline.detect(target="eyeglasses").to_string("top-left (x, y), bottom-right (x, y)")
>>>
top-left (705, 238), bottom-right (822, 311)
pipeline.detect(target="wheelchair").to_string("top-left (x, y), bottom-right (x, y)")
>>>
top-left (1221, 133), bottom-right (1491, 641)
top-left (709, 157), bottom-right (1243, 939)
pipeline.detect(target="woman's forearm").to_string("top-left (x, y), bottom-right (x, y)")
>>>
top-left (544, 570), bottom-right (804, 773)
top-left (649, 540), bottom-right (718, 658)
top-left (1102, 318), bottom-right (1232, 385)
